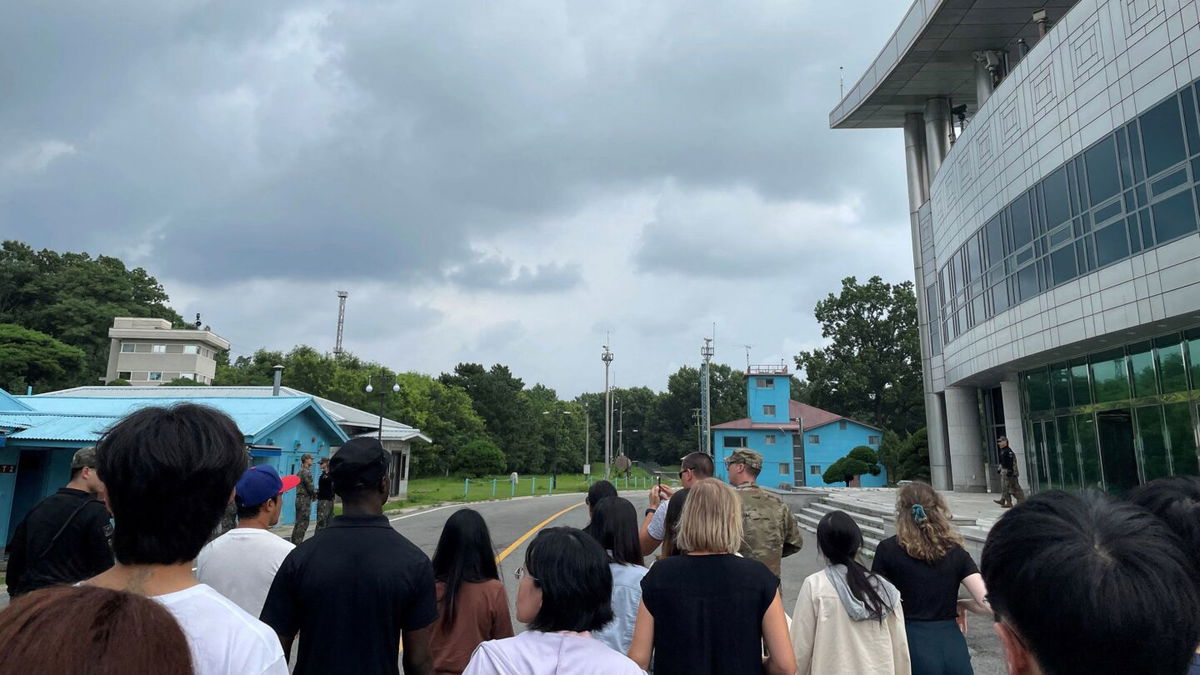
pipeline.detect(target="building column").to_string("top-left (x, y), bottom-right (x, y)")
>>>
top-left (1000, 378), bottom-right (1031, 491)
top-left (945, 386), bottom-right (987, 492)
top-left (926, 391), bottom-right (952, 490)
top-left (924, 97), bottom-right (953, 179)
top-left (974, 57), bottom-right (995, 108)
top-left (903, 113), bottom-right (929, 213)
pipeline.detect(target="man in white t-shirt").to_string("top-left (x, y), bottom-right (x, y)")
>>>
top-left (85, 404), bottom-right (287, 675)
top-left (197, 464), bottom-right (298, 618)
top-left (638, 452), bottom-right (714, 556)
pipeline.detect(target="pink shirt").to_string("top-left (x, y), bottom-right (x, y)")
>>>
top-left (463, 630), bottom-right (644, 675)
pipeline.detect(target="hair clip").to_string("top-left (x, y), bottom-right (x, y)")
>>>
top-left (911, 504), bottom-right (928, 523)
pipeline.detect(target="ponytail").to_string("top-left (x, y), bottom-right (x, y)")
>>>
top-left (816, 510), bottom-right (893, 622)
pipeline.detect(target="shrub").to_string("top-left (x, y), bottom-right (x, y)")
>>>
top-left (453, 439), bottom-right (507, 477)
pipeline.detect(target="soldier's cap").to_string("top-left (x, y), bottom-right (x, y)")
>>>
top-left (330, 437), bottom-right (389, 489)
top-left (71, 447), bottom-right (98, 470)
top-left (726, 449), bottom-right (764, 470)
top-left (236, 465), bottom-right (301, 508)
top-left (301, 452), bottom-right (314, 462)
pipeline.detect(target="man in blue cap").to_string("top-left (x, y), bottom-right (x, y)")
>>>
top-left (197, 464), bottom-right (300, 619)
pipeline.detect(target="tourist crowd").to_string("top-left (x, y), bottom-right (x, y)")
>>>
top-left (2, 402), bottom-right (1200, 675)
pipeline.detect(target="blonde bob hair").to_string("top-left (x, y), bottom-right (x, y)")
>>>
top-left (894, 481), bottom-right (963, 563)
top-left (675, 478), bottom-right (743, 554)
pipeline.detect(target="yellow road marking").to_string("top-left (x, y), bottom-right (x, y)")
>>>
top-left (495, 501), bottom-right (585, 563)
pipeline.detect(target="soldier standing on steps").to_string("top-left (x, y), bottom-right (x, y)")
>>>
top-left (724, 449), bottom-right (803, 578)
top-left (291, 453), bottom-right (317, 544)
top-left (994, 437), bottom-right (1024, 508)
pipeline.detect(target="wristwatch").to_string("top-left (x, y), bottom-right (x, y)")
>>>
top-left (645, 508), bottom-right (656, 517)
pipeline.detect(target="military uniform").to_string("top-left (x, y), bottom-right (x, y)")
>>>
top-left (291, 462), bottom-right (317, 544)
top-left (727, 449), bottom-right (803, 577)
top-left (995, 439), bottom-right (1024, 508)
top-left (315, 470), bottom-right (334, 531)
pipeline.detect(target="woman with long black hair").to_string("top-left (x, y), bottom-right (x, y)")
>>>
top-left (430, 509), bottom-right (514, 674)
top-left (584, 496), bottom-right (648, 654)
top-left (790, 510), bottom-right (910, 674)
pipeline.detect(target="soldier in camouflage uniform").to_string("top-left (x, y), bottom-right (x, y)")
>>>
top-left (291, 453), bottom-right (317, 544)
top-left (725, 448), bottom-right (803, 577)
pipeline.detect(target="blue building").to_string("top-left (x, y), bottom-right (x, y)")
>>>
top-left (712, 366), bottom-right (887, 489)
top-left (0, 391), bottom-right (349, 546)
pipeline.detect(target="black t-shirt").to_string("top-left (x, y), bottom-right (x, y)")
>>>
top-left (260, 515), bottom-right (437, 675)
top-left (317, 473), bottom-right (334, 500)
top-left (870, 535), bottom-right (979, 621)
top-left (641, 554), bottom-right (779, 675)
top-left (6, 488), bottom-right (113, 597)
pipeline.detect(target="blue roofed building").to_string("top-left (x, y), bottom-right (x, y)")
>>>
top-left (713, 365), bottom-right (887, 489)
top-left (0, 391), bottom-right (349, 546)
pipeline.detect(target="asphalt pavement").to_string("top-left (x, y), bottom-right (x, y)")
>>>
top-left (387, 488), bottom-right (1006, 674)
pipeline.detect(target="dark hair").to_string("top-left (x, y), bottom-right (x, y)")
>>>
top-left (69, 466), bottom-right (84, 481)
top-left (431, 509), bottom-right (500, 625)
top-left (1128, 476), bottom-right (1200, 566)
top-left (680, 452), bottom-right (714, 478)
top-left (97, 404), bottom-right (245, 565)
top-left (982, 490), bottom-right (1200, 675)
top-left (661, 487), bottom-right (690, 557)
top-left (816, 511), bottom-right (891, 622)
top-left (586, 497), bottom-right (644, 566)
top-left (0, 585), bottom-right (194, 675)
top-left (235, 494), bottom-right (278, 521)
top-left (586, 480), bottom-right (618, 511)
top-left (525, 527), bottom-right (613, 632)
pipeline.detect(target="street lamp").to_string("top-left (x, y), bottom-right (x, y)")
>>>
top-left (365, 373), bottom-right (401, 441)
top-left (542, 409), bottom-right (571, 489)
top-left (601, 345), bottom-right (614, 479)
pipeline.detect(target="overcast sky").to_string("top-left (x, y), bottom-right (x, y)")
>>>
top-left (2, 1), bottom-right (915, 397)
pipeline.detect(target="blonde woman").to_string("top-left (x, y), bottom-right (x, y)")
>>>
top-left (870, 483), bottom-right (989, 675)
top-left (628, 478), bottom-right (795, 675)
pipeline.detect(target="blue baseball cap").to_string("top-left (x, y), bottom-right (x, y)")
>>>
top-left (235, 465), bottom-right (301, 507)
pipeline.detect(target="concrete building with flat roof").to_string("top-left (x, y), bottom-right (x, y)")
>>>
top-left (105, 317), bottom-right (229, 385)
top-left (834, 0), bottom-right (1200, 493)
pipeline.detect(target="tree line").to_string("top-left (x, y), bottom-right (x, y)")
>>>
top-left (0, 240), bottom-right (931, 480)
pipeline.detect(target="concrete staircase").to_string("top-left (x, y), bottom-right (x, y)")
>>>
top-left (794, 493), bottom-right (894, 558)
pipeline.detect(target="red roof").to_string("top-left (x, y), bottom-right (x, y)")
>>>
top-left (711, 400), bottom-right (880, 432)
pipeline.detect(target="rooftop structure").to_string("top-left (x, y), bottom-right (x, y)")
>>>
top-left (105, 317), bottom-right (230, 385)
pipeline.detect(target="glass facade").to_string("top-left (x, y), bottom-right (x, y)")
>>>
top-left (938, 78), bottom-right (1200, 347)
top-left (1021, 328), bottom-right (1200, 494)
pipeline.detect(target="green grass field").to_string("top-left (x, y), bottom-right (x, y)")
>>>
top-left (331, 467), bottom-right (669, 514)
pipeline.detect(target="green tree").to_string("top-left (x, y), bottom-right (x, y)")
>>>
top-left (453, 439), bottom-right (507, 477)
top-left (440, 364), bottom-right (539, 472)
top-left (106, 378), bottom-right (131, 386)
top-left (794, 276), bottom-right (924, 434)
top-left (161, 377), bottom-right (207, 386)
top-left (0, 323), bottom-right (88, 393)
top-left (0, 241), bottom-right (183, 383)
top-left (822, 445), bottom-right (882, 486)
top-left (877, 430), bottom-right (904, 485)
top-left (896, 428), bottom-right (931, 482)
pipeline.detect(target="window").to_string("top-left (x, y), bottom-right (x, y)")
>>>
top-left (762, 405), bottom-right (776, 416)
top-left (868, 435), bottom-right (881, 445)
top-left (117, 371), bottom-right (131, 380)
top-left (120, 343), bottom-right (136, 353)
top-left (165, 345), bottom-right (184, 354)
top-left (151, 345), bottom-right (166, 353)
top-left (810, 465), bottom-right (821, 475)
top-left (808, 435), bottom-right (820, 445)
top-left (838, 421), bottom-right (847, 430)
top-left (779, 463), bottom-right (790, 475)
top-left (722, 436), bottom-right (747, 448)
top-left (1151, 189), bottom-right (1198, 243)
top-left (765, 434), bottom-right (776, 445)
top-left (756, 377), bottom-right (774, 389)
top-left (148, 372), bottom-right (163, 381)
top-left (179, 373), bottom-right (195, 380)
top-left (1085, 136), bottom-right (1120, 206)
top-left (183, 345), bottom-right (199, 355)
top-left (1141, 98), bottom-right (1186, 176)
top-left (1094, 220), bottom-right (1130, 267)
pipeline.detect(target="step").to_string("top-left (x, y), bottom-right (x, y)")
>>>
top-left (801, 504), bottom-right (886, 539)
top-left (794, 513), bottom-right (882, 559)
top-left (807, 501), bottom-right (886, 529)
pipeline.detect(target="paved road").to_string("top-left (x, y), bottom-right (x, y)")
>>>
top-left (387, 490), bottom-right (1005, 674)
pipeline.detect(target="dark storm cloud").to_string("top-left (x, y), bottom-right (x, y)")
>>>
top-left (0, 1), bottom-right (910, 287)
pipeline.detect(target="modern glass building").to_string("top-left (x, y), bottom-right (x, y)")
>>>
top-left (833, 0), bottom-right (1200, 492)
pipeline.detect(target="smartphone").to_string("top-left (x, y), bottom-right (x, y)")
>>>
top-left (657, 475), bottom-right (662, 488)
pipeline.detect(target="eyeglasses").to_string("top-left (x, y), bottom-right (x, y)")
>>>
top-left (514, 566), bottom-right (538, 583)
top-left (678, 467), bottom-right (691, 479)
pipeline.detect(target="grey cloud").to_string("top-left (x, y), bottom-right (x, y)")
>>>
top-left (445, 254), bottom-right (583, 293)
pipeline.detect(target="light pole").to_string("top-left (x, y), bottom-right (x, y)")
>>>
top-left (701, 337), bottom-right (714, 456)
top-left (542, 409), bottom-right (571, 489)
top-left (602, 344), bottom-right (614, 479)
top-left (365, 373), bottom-right (400, 441)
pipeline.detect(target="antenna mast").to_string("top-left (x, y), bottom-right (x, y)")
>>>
top-left (700, 337), bottom-right (714, 456)
top-left (334, 291), bottom-right (349, 356)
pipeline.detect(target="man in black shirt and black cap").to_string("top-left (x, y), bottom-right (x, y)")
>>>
top-left (994, 436), bottom-right (1025, 508)
top-left (6, 447), bottom-right (114, 598)
top-left (314, 456), bottom-right (334, 531)
top-left (262, 437), bottom-right (437, 675)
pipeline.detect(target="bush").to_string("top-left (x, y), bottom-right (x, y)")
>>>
top-left (453, 439), bottom-right (507, 477)
top-left (105, 378), bottom-right (131, 386)
top-left (823, 445), bottom-right (882, 486)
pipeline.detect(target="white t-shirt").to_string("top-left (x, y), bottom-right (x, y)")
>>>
top-left (647, 499), bottom-right (669, 540)
top-left (196, 527), bottom-right (295, 619)
top-left (154, 583), bottom-right (288, 675)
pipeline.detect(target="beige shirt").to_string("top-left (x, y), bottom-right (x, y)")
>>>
top-left (790, 569), bottom-right (912, 675)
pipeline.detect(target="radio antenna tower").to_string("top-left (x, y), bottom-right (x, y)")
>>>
top-left (334, 291), bottom-right (349, 356)
top-left (700, 337), bottom-right (714, 456)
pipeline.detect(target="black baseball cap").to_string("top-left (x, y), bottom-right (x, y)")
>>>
top-left (330, 437), bottom-right (389, 489)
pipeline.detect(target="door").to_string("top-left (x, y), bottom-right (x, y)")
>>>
top-left (1097, 409), bottom-right (1139, 494)
top-left (10, 450), bottom-right (50, 535)
top-left (791, 433), bottom-right (806, 487)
